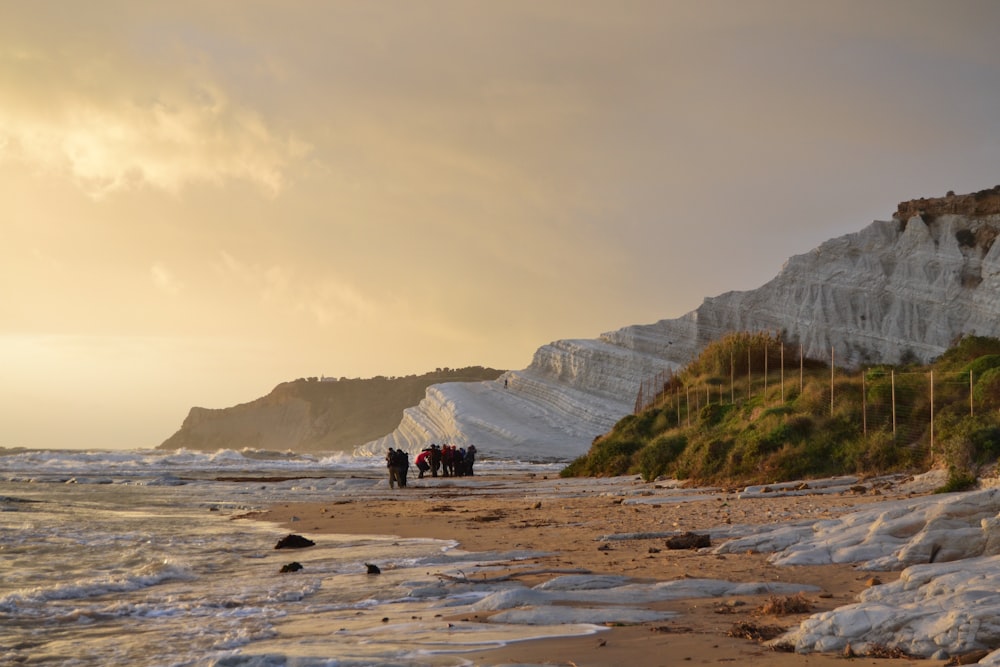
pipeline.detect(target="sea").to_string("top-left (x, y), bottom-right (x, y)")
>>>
top-left (0, 447), bottom-right (590, 667)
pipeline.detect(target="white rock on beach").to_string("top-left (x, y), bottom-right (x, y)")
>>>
top-left (715, 487), bottom-right (1000, 571)
top-left (712, 485), bottom-right (1000, 660)
top-left (777, 555), bottom-right (1000, 658)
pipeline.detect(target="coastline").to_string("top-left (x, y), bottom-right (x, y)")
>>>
top-left (254, 471), bottom-right (940, 666)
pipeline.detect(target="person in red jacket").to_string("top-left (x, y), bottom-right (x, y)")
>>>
top-left (415, 448), bottom-right (431, 479)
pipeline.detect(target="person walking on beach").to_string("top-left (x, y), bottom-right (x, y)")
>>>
top-left (465, 444), bottom-right (477, 476)
top-left (430, 444), bottom-right (441, 477)
top-left (386, 448), bottom-right (399, 489)
top-left (397, 449), bottom-right (409, 487)
top-left (441, 445), bottom-right (454, 477)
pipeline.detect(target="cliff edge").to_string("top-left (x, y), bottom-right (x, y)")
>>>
top-left (895, 184), bottom-right (1000, 221)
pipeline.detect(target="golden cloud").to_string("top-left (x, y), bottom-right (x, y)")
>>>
top-left (0, 52), bottom-right (310, 199)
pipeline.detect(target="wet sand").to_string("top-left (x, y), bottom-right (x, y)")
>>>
top-left (257, 472), bottom-right (942, 666)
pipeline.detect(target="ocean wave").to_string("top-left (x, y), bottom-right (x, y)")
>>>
top-left (0, 447), bottom-right (560, 484)
top-left (0, 447), bottom-right (378, 479)
top-left (0, 560), bottom-right (196, 613)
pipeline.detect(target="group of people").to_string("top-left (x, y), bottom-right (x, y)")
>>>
top-left (386, 443), bottom-right (477, 487)
top-left (415, 443), bottom-right (476, 478)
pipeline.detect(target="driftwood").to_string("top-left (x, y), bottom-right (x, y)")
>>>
top-left (436, 568), bottom-right (591, 584)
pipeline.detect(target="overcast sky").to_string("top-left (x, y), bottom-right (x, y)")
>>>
top-left (3, 1), bottom-right (999, 450)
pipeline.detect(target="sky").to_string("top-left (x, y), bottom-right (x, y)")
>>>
top-left (2, 1), bottom-right (999, 450)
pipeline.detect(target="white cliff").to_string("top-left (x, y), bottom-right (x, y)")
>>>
top-left (361, 189), bottom-right (1000, 462)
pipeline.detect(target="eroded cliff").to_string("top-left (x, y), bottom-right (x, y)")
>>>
top-left (361, 187), bottom-right (1000, 461)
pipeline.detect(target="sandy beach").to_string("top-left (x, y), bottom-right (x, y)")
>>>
top-left (255, 471), bottom-right (950, 666)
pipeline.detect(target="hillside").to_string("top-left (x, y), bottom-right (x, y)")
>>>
top-left (364, 185), bottom-right (1000, 461)
top-left (158, 367), bottom-right (504, 453)
top-left (562, 333), bottom-right (1000, 487)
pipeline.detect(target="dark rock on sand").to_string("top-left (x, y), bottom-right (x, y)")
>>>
top-left (665, 532), bottom-right (711, 550)
top-left (366, 563), bottom-right (381, 574)
top-left (280, 562), bottom-right (303, 573)
top-left (275, 534), bottom-right (316, 549)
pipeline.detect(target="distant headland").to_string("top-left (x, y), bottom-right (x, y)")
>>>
top-left (158, 366), bottom-right (505, 453)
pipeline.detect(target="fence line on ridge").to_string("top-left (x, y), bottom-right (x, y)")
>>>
top-left (634, 340), bottom-right (991, 457)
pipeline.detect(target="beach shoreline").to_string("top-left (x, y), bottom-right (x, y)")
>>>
top-left (254, 471), bottom-right (942, 666)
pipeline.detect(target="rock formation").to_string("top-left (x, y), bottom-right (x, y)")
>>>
top-left (360, 186), bottom-right (1000, 462)
top-left (159, 367), bottom-right (503, 453)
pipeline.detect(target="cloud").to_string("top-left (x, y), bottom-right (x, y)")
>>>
top-left (213, 250), bottom-right (376, 328)
top-left (150, 262), bottom-right (183, 296)
top-left (0, 33), bottom-right (309, 199)
top-left (300, 279), bottom-right (378, 328)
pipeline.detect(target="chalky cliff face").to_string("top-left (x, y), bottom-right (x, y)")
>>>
top-left (361, 188), bottom-right (1000, 462)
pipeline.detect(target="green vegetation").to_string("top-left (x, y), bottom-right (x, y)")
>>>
top-left (562, 334), bottom-right (1000, 488)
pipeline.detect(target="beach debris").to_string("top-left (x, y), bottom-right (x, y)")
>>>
top-left (947, 649), bottom-right (991, 665)
top-left (754, 593), bottom-right (812, 616)
top-left (664, 532), bottom-right (711, 550)
top-left (650, 624), bottom-right (693, 633)
top-left (713, 599), bottom-right (746, 614)
top-left (274, 534), bottom-right (316, 549)
top-left (865, 643), bottom-right (915, 659)
top-left (728, 620), bottom-right (786, 642)
top-left (279, 562), bottom-right (303, 573)
top-left (366, 563), bottom-right (381, 575)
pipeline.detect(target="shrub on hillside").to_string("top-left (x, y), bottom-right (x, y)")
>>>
top-left (974, 368), bottom-right (1000, 410)
top-left (565, 436), bottom-right (642, 477)
top-left (937, 336), bottom-right (1000, 369)
top-left (838, 430), bottom-right (920, 476)
top-left (636, 433), bottom-right (687, 482)
top-left (964, 354), bottom-right (1000, 376)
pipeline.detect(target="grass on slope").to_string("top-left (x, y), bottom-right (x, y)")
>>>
top-left (562, 333), bottom-right (1000, 490)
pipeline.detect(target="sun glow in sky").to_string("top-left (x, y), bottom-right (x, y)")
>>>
top-left (3, 1), bottom-right (1000, 450)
